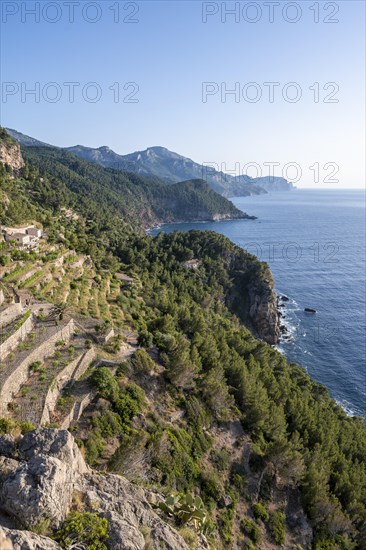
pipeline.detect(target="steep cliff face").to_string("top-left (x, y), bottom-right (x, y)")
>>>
top-left (248, 277), bottom-right (280, 345)
top-left (226, 252), bottom-right (280, 345)
top-left (0, 130), bottom-right (24, 174)
top-left (0, 429), bottom-right (208, 550)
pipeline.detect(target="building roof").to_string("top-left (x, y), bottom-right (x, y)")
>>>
top-left (182, 259), bottom-right (200, 267)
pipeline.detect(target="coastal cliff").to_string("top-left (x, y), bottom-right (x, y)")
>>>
top-left (248, 274), bottom-right (280, 345)
top-left (218, 240), bottom-right (281, 345)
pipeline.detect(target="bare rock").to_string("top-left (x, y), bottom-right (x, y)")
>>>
top-left (79, 472), bottom-right (198, 550)
top-left (0, 139), bottom-right (24, 174)
top-left (0, 457), bottom-right (19, 482)
top-left (0, 435), bottom-right (17, 459)
top-left (1, 455), bottom-right (74, 528)
top-left (19, 429), bottom-right (88, 475)
top-left (249, 283), bottom-right (280, 345)
top-left (0, 527), bottom-right (14, 550)
top-left (0, 429), bottom-right (207, 549)
top-left (2, 527), bottom-right (61, 549)
top-left (218, 494), bottom-right (232, 508)
top-left (1, 430), bottom-right (88, 528)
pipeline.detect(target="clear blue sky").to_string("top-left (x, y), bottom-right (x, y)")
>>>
top-left (0, 0), bottom-right (365, 187)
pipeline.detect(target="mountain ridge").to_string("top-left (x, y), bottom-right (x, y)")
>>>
top-left (6, 128), bottom-right (294, 197)
top-left (21, 144), bottom-right (254, 228)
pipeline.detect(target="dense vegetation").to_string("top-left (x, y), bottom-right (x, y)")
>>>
top-left (85, 231), bottom-right (366, 549)
top-left (0, 130), bottom-right (365, 549)
top-left (22, 146), bottom-right (250, 227)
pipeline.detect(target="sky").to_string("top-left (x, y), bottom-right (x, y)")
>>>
top-left (0, 0), bottom-right (365, 188)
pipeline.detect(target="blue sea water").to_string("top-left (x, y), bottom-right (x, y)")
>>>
top-left (152, 189), bottom-right (366, 417)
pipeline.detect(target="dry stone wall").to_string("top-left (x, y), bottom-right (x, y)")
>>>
top-left (60, 391), bottom-right (95, 430)
top-left (0, 320), bottom-right (75, 416)
top-left (0, 303), bottom-right (23, 330)
top-left (40, 347), bottom-right (95, 425)
top-left (0, 312), bottom-right (34, 359)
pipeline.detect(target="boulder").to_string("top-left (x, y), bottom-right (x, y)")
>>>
top-left (1, 429), bottom-right (88, 528)
top-left (2, 455), bottom-right (74, 528)
top-left (19, 429), bottom-right (88, 474)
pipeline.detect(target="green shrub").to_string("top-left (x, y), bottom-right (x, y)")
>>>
top-left (130, 349), bottom-right (156, 375)
top-left (211, 448), bottom-right (230, 471)
top-left (158, 494), bottom-right (207, 533)
top-left (240, 518), bottom-right (261, 544)
top-left (92, 410), bottom-right (123, 438)
top-left (270, 511), bottom-right (286, 545)
top-left (13, 309), bottom-right (32, 331)
top-left (92, 367), bottom-right (120, 402)
top-left (0, 418), bottom-right (16, 434)
top-left (137, 329), bottom-right (153, 348)
top-left (114, 386), bottom-right (142, 428)
top-left (85, 434), bottom-right (105, 466)
top-left (252, 502), bottom-right (269, 522)
top-left (30, 519), bottom-right (51, 536)
top-left (0, 418), bottom-right (34, 435)
top-left (29, 361), bottom-right (42, 372)
top-left (200, 470), bottom-right (223, 501)
top-left (55, 512), bottom-right (109, 549)
top-left (179, 526), bottom-right (198, 548)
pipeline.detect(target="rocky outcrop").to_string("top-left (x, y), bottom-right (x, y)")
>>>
top-left (0, 429), bottom-right (207, 550)
top-left (0, 527), bottom-right (14, 550)
top-left (248, 280), bottom-right (280, 345)
top-left (0, 136), bottom-right (24, 174)
top-left (1, 430), bottom-right (88, 528)
top-left (228, 255), bottom-right (280, 345)
top-left (1, 527), bottom-right (61, 549)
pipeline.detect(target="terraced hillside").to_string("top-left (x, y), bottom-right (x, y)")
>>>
top-left (0, 233), bottom-right (139, 432)
top-left (0, 239), bottom-right (135, 325)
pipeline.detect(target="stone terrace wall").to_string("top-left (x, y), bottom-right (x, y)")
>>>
top-left (0, 319), bottom-right (75, 416)
top-left (0, 303), bottom-right (23, 330)
top-left (40, 347), bottom-right (95, 426)
top-left (0, 312), bottom-right (33, 359)
top-left (72, 347), bottom-right (95, 380)
top-left (60, 390), bottom-right (95, 430)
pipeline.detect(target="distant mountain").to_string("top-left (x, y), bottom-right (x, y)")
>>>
top-left (66, 145), bottom-right (267, 197)
top-left (243, 175), bottom-right (294, 192)
top-left (7, 129), bottom-right (294, 196)
top-left (6, 128), bottom-right (52, 148)
top-left (20, 145), bottom-right (254, 227)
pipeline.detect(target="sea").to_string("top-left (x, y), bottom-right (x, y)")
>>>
top-left (151, 189), bottom-right (366, 418)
